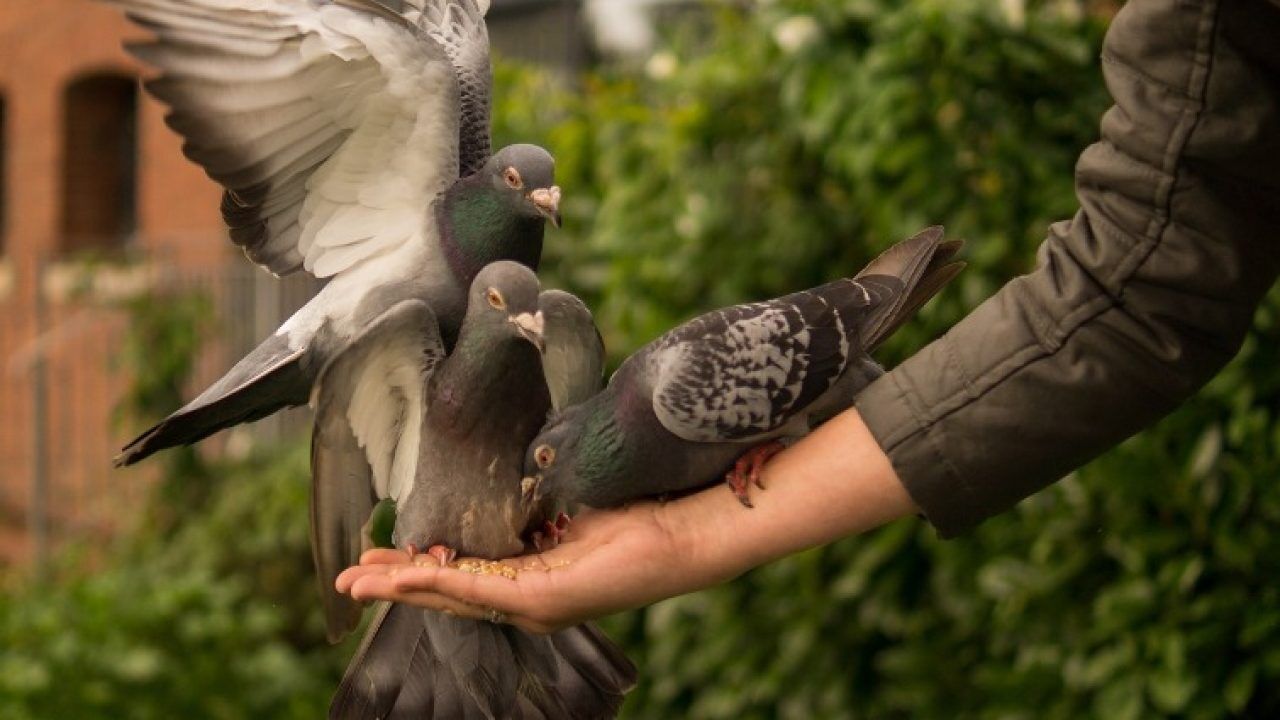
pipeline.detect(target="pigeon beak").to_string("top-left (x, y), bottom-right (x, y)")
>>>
top-left (521, 475), bottom-right (543, 508)
top-left (510, 311), bottom-right (546, 352)
top-left (529, 186), bottom-right (562, 228)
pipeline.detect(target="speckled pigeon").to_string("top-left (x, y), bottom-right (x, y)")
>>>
top-left (105, 0), bottom-right (564, 466)
top-left (523, 226), bottom-right (964, 510)
top-left (311, 261), bottom-right (631, 718)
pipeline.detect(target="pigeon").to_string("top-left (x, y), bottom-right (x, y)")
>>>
top-left (105, 0), bottom-right (564, 466)
top-left (538, 290), bottom-right (607, 413)
top-left (522, 226), bottom-right (964, 510)
top-left (311, 261), bottom-right (631, 718)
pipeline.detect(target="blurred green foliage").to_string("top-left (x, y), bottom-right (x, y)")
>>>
top-left (505, 1), bottom-right (1280, 717)
top-left (0, 443), bottom-right (352, 720)
top-left (3, 0), bottom-right (1278, 717)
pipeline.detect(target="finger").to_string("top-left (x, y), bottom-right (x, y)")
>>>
top-left (392, 565), bottom-right (540, 613)
top-left (360, 548), bottom-right (410, 565)
top-left (335, 563), bottom-right (400, 594)
top-left (348, 576), bottom-right (545, 629)
top-left (349, 574), bottom-right (484, 616)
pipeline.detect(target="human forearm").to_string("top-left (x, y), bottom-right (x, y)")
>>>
top-left (682, 408), bottom-right (915, 578)
top-left (858, 0), bottom-right (1280, 537)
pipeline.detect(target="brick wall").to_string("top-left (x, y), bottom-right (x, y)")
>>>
top-left (0, 1), bottom-right (226, 566)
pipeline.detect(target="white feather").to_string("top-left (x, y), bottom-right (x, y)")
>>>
top-left (112, 0), bottom-right (470, 280)
top-left (345, 334), bottom-right (428, 502)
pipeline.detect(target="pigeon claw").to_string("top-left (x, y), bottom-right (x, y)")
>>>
top-left (533, 512), bottom-right (572, 552)
top-left (427, 545), bottom-right (457, 568)
top-left (724, 441), bottom-right (786, 508)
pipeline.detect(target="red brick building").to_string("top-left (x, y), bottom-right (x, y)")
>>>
top-left (0, 1), bottom-right (230, 566)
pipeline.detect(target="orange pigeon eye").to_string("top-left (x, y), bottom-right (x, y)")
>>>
top-left (504, 167), bottom-right (523, 189)
top-left (486, 288), bottom-right (506, 310)
top-left (534, 445), bottom-right (556, 469)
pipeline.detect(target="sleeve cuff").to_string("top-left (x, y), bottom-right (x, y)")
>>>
top-left (855, 348), bottom-right (986, 539)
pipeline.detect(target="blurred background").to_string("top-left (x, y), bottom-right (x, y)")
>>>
top-left (2, 0), bottom-right (1278, 717)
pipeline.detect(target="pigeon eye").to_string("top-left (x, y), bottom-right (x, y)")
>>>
top-left (486, 288), bottom-right (506, 310)
top-left (534, 445), bottom-right (556, 469)
top-left (503, 167), bottom-right (523, 189)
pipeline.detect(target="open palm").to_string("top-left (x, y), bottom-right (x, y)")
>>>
top-left (336, 493), bottom-right (737, 634)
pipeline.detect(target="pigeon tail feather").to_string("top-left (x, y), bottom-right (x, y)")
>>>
top-left (330, 603), bottom-right (636, 719)
top-left (856, 226), bottom-right (966, 351)
top-left (114, 333), bottom-right (313, 467)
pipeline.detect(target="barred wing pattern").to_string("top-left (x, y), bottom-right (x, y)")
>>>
top-left (649, 277), bottom-right (903, 443)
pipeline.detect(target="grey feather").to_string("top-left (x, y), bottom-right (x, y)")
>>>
top-left (109, 0), bottom-right (458, 278)
top-left (421, 0), bottom-right (493, 175)
top-left (310, 299), bottom-right (445, 643)
top-left (114, 333), bottom-right (313, 467)
top-left (648, 281), bottom-right (872, 443)
top-left (647, 227), bottom-right (960, 444)
top-left (540, 289), bottom-right (606, 413)
top-left (309, 411), bottom-right (374, 644)
top-left (334, 605), bottom-right (632, 720)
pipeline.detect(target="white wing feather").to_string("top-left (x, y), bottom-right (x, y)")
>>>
top-left (113, 0), bottom-right (467, 279)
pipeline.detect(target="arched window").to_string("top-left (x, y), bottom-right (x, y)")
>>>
top-left (61, 73), bottom-right (138, 255)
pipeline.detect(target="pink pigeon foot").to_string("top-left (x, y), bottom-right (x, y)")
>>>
top-left (407, 543), bottom-right (457, 567)
top-left (533, 512), bottom-right (572, 552)
top-left (724, 441), bottom-right (786, 508)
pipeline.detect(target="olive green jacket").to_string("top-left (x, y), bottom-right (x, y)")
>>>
top-left (856, 0), bottom-right (1280, 537)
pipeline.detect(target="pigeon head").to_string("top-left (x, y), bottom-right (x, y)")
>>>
top-left (521, 399), bottom-right (620, 510)
top-left (464, 261), bottom-right (545, 351)
top-left (483, 144), bottom-right (561, 228)
top-left (522, 411), bottom-right (578, 511)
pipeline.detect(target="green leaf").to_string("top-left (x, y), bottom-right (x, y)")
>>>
top-left (1224, 663), bottom-right (1257, 713)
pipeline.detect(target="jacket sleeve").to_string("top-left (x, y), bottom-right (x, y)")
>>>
top-left (854, 0), bottom-right (1280, 538)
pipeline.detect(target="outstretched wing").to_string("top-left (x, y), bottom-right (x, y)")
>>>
top-left (539, 289), bottom-right (606, 412)
top-left (649, 280), bottom-right (890, 443)
top-left (411, 0), bottom-right (493, 175)
top-left (111, 0), bottom-right (485, 278)
top-left (310, 299), bottom-right (444, 642)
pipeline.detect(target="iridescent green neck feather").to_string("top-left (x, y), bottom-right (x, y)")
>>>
top-left (438, 178), bottom-right (544, 284)
top-left (570, 402), bottom-right (634, 507)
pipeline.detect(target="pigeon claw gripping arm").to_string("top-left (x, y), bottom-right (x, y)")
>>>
top-left (724, 441), bottom-right (787, 508)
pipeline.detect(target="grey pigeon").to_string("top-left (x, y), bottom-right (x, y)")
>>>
top-left (523, 227), bottom-right (964, 510)
top-left (312, 262), bottom-right (633, 718)
top-left (538, 290), bottom-right (607, 413)
top-left (105, 0), bottom-right (564, 466)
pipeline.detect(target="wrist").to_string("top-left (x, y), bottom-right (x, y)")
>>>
top-left (681, 409), bottom-right (917, 581)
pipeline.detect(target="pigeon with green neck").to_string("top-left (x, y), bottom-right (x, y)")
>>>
top-left (104, 0), bottom-right (564, 466)
top-left (523, 227), bottom-right (965, 511)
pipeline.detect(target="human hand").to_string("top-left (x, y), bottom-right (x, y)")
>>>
top-left (336, 496), bottom-right (740, 634)
top-left (336, 409), bottom-right (917, 633)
